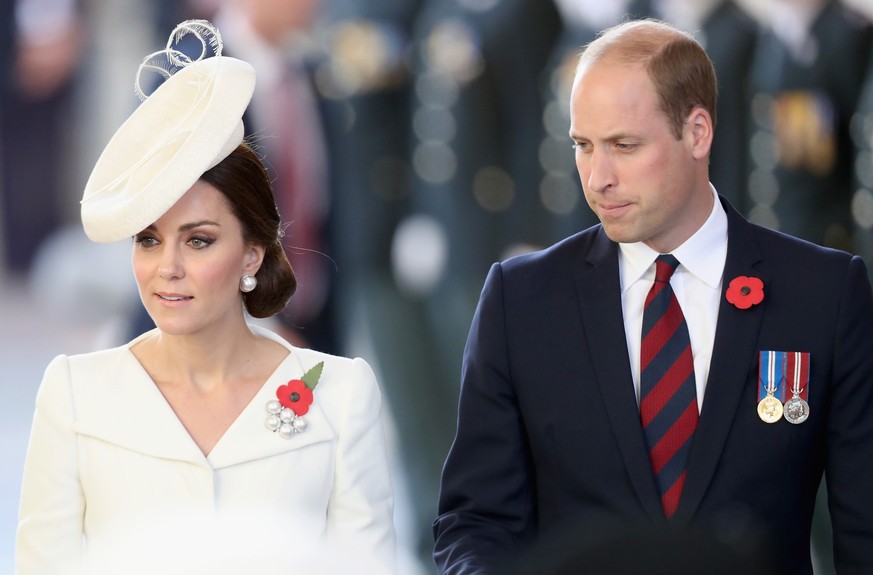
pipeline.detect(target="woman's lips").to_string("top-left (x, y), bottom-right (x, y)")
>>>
top-left (155, 292), bottom-right (193, 305)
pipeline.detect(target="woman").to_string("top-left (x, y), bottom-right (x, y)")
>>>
top-left (16, 21), bottom-right (394, 575)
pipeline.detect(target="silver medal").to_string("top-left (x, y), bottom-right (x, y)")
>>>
top-left (784, 396), bottom-right (809, 424)
top-left (784, 351), bottom-right (809, 425)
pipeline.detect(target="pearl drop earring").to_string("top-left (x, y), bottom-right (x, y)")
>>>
top-left (240, 274), bottom-right (257, 293)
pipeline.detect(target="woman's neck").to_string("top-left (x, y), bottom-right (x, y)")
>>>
top-left (135, 322), bottom-right (266, 392)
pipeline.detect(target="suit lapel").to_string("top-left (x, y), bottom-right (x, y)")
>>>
top-left (674, 200), bottom-right (766, 525)
top-left (575, 229), bottom-right (665, 524)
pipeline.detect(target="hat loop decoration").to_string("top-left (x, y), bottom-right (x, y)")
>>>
top-left (80, 19), bottom-right (255, 243)
top-left (134, 19), bottom-right (222, 102)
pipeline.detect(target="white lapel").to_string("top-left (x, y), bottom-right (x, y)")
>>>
top-left (72, 347), bottom-right (208, 467)
top-left (72, 326), bottom-right (336, 471)
top-left (207, 347), bottom-right (336, 469)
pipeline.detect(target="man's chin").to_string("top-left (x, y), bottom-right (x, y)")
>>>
top-left (598, 224), bottom-right (638, 245)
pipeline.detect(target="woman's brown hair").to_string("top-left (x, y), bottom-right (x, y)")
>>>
top-left (201, 141), bottom-right (296, 318)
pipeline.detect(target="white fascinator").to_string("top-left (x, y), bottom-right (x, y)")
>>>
top-left (80, 20), bottom-right (255, 243)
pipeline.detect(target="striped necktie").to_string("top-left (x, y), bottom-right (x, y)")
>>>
top-left (640, 254), bottom-right (698, 518)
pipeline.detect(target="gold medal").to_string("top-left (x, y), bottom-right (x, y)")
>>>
top-left (758, 351), bottom-right (784, 423)
top-left (757, 395), bottom-right (783, 423)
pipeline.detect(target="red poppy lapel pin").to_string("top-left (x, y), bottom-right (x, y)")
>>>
top-left (725, 276), bottom-right (764, 309)
top-left (265, 361), bottom-right (324, 439)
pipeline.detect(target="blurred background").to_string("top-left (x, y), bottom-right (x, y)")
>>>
top-left (2, 0), bottom-right (873, 573)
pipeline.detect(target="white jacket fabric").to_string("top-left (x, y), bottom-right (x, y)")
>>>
top-left (16, 326), bottom-right (395, 574)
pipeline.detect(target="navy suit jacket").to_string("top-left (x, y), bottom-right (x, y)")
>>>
top-left (433, 198), bottom-right (873, 574)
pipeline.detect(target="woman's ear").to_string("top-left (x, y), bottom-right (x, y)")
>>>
top-left (243, 242), bottom-right (266, 276)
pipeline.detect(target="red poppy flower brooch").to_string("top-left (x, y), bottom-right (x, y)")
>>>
top-left (265, 361), bottom-right (324, 439)
top-left (725, 276), bottom-right (764, 309)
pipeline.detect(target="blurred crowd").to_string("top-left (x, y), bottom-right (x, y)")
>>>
top-left (2, 0), bottom-right (873, 573)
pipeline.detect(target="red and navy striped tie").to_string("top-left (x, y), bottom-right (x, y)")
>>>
top-left (640, 254), bottom-right (698, 518)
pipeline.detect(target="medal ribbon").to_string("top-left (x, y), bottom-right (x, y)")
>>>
top-left (786, 351), bottom-right (810, 400)
top-left (783, 351), bottom-right (812, 424)
top-left (758, 351), bottom-right (786, 402)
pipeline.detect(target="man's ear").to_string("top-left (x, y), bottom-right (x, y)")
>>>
top-left (686, 107), bottom-right (713, 160)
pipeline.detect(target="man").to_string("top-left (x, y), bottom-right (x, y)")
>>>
top-left (433, 19), bottom-right (873, 575)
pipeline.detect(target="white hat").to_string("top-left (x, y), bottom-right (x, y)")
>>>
top-left (81, 20), bottom-right (256, 243)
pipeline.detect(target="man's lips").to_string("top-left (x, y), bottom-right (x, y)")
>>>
top-left (597, 202), bottom-right (632, 216)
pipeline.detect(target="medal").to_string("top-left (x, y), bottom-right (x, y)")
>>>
top-left (757, 395), bottom-right (783, 423)
top-left (757, 351), bottom-right (784, 423)
top-left (784, 351), bottom-right (810, 425)
top-left (784, 396), bottom-right (809, 424)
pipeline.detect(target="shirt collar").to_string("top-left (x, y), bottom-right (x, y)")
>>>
top-left (618, 184), bottom-right (728, 292)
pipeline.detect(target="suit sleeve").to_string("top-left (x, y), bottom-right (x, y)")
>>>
top-left (433, 263), bottom-right (537, 575)
top-left (325, 356), bottom-right (396, 574)
top-left (825, 255), bottom-right (873, 574)
top-left (16, 355), bottom-right (85, 575)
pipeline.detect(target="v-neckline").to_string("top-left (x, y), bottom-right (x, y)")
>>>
top-left (125, 334), bottom-right (294, 461)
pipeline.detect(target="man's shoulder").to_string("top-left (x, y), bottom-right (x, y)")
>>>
top-left (501, 225), bottom-right (604, 273)
top-left (729, 214), bottom-right (870, 299)
top-left (744, 218), bottom-right (856, 267)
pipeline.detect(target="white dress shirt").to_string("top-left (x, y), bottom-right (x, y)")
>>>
top-left (619, 185), bottom-right (728, 412)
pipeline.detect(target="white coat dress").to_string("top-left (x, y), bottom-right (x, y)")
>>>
top-left (16, 325), bottom-right (395, 574)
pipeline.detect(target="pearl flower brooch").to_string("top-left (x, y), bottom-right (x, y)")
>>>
top-left (265, 361), bottom-right (324, 439)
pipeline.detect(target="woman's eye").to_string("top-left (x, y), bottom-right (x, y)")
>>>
top-left (189, 237), bottom-right (212, 249)
top-left (134, 236), bottom-right (158, 248)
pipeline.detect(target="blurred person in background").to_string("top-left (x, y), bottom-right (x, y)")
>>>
top-left (401, 0), bottom-right (561, 386)
top-left (433, 19), bottom-right (873, 574)
top-left (744, 0), bottom-right (871, 251)
top-left (352, 0), bottom-right (562, 568)
top-left (0, 0), bottom-right (15, 129)
top-left (0, 0), bottom-right (13, 271)
top-left (0, 0), bottom-right (85, 274)
top-left (0, 0), bottom-right (14, 92)
top-left (849, 1), bottom-right (873, 285)
top-left (16, 20), bottom-right (394, 574)
top-left (312, 0), bottom-right (430, 570)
